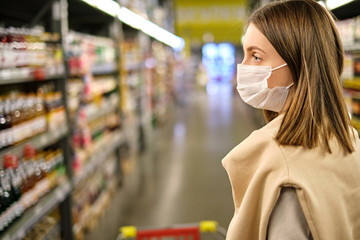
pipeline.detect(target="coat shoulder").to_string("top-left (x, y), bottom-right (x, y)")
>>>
top-left (222, 127), bottom-right (281, 169)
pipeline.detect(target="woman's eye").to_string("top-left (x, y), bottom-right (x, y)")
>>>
top-left (252, 54), bottom-right (261, 62)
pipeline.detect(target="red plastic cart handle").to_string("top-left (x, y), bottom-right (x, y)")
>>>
top-left (137, 226), bottom-right (200, 240)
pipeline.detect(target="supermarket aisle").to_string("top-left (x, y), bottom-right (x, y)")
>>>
top-left (122, 84), bottom-right (263, 228)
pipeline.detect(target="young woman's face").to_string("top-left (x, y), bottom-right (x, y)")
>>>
top-left (242, 23), bottom-right (292, 89)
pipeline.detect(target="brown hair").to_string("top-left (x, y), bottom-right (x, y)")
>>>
top-left (248, 0), bottom-right (355, 153)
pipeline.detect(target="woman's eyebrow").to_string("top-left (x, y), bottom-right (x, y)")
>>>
top-left (246, 46), bottom-right (266, 54)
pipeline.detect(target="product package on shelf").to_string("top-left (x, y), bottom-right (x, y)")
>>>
top-left (23, 208), bottom-right (61, 240)
top-left (65, 31), bottom-right (116, 76)
top-left (0, 80), bottom-right (68, 235)
top-left (69, 80), bottom-right (120, 177)
top-left (72, 154), bottom-right (118, 240)
top-left (120, 40), bottom-right (143, 118)
top-left (0, 145), bottom-right (66, 233)
top-left (71, 109), bottom-right (121, 178)
top-left (0, 83), bottom-right (67, 150)
top-left (0, 26), bottom-right (64, 82)
top-left (343, 54), bottom-right (354, 80)
top-left (145, 41), bottom-right (176, 125)
top-left (65, 31), bottom-right (121, 180)
top-left (67, 75), bottom-right (118, 119)
top-left (337, 18), bottom-right (355, 48)
top-left (0, 92), bottom-right (46, 149)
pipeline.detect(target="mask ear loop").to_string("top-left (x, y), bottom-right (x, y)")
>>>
top-left (270, 64), bottom-right (294, 89)
top-left (286, 83), bottom-right (294, 89)
top-left (271, 63), bottom-right (288, 71)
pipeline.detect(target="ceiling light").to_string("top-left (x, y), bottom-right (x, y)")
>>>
top-left (81, 0), bottom-right (185, 51)
top-left (326, 0), bottom-right (354, 10)
top-left (118, 7), bottom-right (144, 30)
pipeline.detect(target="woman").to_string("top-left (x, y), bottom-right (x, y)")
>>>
top-left (222, 0), bottom-right (360, 239)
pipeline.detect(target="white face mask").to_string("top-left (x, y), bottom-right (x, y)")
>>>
top-left (236, 63), bottom-right (293, 112)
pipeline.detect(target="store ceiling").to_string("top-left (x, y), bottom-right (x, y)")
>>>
top-left (0, 0), bottom-right (113, 35)
top-left (332, 0), bottom-right (360, 20)
top-left (1, 0), bottom-right (360, 30)
top-left (67, 0), bottom-right (114, 35)
top-left (0, 0), bottom-right (51, 27)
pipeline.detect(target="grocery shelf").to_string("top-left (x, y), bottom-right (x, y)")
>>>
top-left (0, 124), bottom-right (69, 167)
top-left (90, 123), bottom-right (107, 137)
top-left (41, 224), bottom-right (61, 240)
top-left (73, 178), bottom-right (117, 236)
top-left (343, 79), bottom-right (360, 91)
top-left (0, 180), bottom-right (72, 240)
top-left (92, 62), bottom-right (118, 76)
top-left (123, 63), bottom-right (143, 72)
top-left (1, 0), bottom-right (179, 238)
top-left (0, 73), bottom-right (66, 86)
top-left (343, 44), bottom-right (360, 52)
top-left (86, 101), bottom-right (119, 123)
top-left (73, 130), bottom-right (125, 186)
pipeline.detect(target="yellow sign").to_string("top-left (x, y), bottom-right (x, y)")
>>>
top-left (174, 0), bottom-right (248, 45)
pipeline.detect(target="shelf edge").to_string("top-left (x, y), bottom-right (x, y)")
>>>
top-left (1, 180), bottom-right (72, 240)
top-left (0, 124), bottom-right (69, 167)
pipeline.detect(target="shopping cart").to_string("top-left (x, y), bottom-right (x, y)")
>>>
top-left (117, 221), bottom-right (227, 240)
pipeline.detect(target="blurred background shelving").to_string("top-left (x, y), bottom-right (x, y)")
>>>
top-left (0, 0), bottom-right (184, 239)
top-left (336, 13), bottom-right (360, 135)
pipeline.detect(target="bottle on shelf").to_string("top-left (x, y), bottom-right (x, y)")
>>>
top-left (17, 159), bottom-right (30, 195)
top-left (0, 169), bottom-right (14, 230)
top-left (0, 100), bottom-right (9, 149)
top-left (34, 151), bottom-right (46, 182)
top-left (0, 187), bottom-right (5, 231)
top-left (54, 149), bottom-right (64, 171)
top-left (4, 154), bottom-right (24, 218)
top-left (23, 144), bottom-right (37, 191)
top-left (4, 155), bottom-right (23, 202)
top-left (9, 94), bottom-right (22, 144)
top-left (3, 98), bottom-right (14, 147)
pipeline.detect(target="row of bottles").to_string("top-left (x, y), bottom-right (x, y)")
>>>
top-left (67, 75), bottom-right (118, 115)
top-left (72, 111), bottom-right (121, 176)
top-left (0, 145), bottom-right (65, 233)
top-left (0, 84), bottom-right (66, 150)
top-left (0, 26), bottom-right (63, 80)
top-left (65, 31), bottom-right (116, 76)
top-left (0, 92), bottom-right (46, 149)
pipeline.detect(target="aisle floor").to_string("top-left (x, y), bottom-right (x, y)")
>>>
top-left (125, 86), bottom-right (262, 226)
top-left (85, 85), bottom-right (263, 240)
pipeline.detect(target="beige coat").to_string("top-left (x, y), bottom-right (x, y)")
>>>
top-left (222, 114), bottom-right (360, 240)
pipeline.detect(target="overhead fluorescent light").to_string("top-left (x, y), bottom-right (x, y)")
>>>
top-left (118, 7), bottom-right (144, 30)
top-left (81, 0), bottom-right (185, 51)
top-left (326, 0), bottom-right (354, 10)
top-left (140, 19), bottom-right (185, 51)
